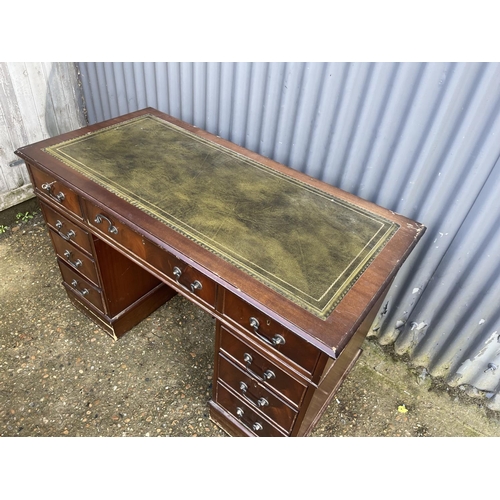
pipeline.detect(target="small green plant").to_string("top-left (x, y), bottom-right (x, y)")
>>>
top-left (0, 224), bottom-right (7, 234)
top-left (16, 211), bottom-right (34, 223)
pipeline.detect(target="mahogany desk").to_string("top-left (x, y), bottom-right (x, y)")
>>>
top-left (15, 107), bottom-right (425, 437)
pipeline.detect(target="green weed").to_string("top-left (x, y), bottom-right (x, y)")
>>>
top-left (16, 211), bottom-right (34, 223)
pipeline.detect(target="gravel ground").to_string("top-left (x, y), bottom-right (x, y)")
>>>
top-left (1, 207), bottom-right (500, 438)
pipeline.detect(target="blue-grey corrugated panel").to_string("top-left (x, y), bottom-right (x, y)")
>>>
top-left (77, 62), bottom-right (500, 409)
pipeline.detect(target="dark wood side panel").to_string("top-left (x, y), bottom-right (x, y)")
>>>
top-left (110, 283), bottom-right (177, 338)
top-left (295, 288), bottom-right (390, 436)
top-left (92, 237), bottom-right (168, 318)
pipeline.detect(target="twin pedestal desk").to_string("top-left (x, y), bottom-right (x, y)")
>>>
top-left (15, 108), bottom-right (424, 437)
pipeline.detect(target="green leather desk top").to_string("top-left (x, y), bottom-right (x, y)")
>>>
top-left (44, 114), bottom-right (399, 320)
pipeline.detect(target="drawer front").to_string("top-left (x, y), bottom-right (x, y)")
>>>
top-left (223, 290), bottom-right (320, 374)
top-left (216, 382), bottom-right (285, 437)
top-left (30, 164), bottom-right (83, 218)
top-left (50, 230), bottom-right (100, 286)
top-left (218, 354), bottom-right (297, 431)
top-left (84, 200), bottom-right (148, 258)
top-left (161, 252), bottom-right (216, 308)
top-left (144, 237), bottom-right (217, 307)
top-left (40, 201), bottom-right (93, 255)
top-left (219, 325), bottom-right (307, 407)
top-left (58, 259), bottom-right (105, 312)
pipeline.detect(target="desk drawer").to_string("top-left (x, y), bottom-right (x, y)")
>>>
top-left (40, 201), bottom-right (93, 255)
top-left (30, 164), bottom-right (83, 218)
top-left (222, 290), bottom-right (320, 375)
top-left (58, 259), bottom-right (104, 312)
top-left (143, 238), bottom-right (217, 309)
top-left (84, 200), bottom-right (147, 258)
top-left (219, 325), bottom-right (307, 407)
top-left (218, 353), bottom-right (297, 432)
top-left (216, 382), bottom-right (285, 437)
top-left (50, 229), bottom-right (100, 286)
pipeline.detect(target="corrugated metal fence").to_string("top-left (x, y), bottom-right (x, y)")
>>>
top-left (77, 62), bottom-right (500, 410)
